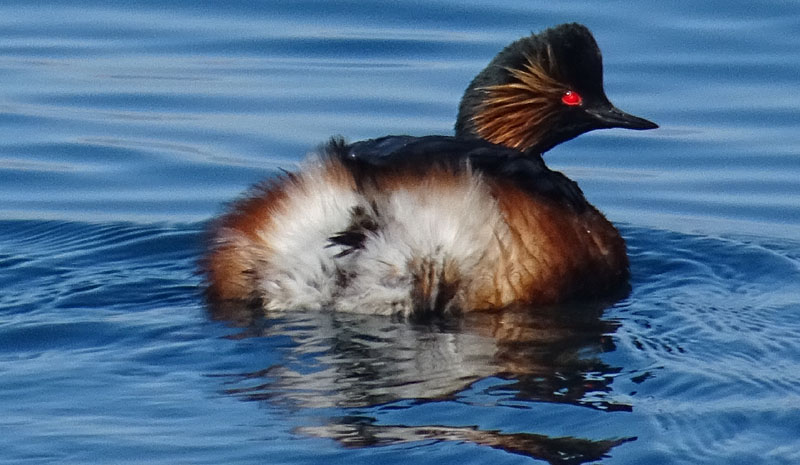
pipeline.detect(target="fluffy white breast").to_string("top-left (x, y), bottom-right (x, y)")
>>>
top-left (255, 157), bottom-right (361, 310)
top-left (244, 156), bottom-right (510, 316)
top-left (335, 169), bottom-right (507, 316)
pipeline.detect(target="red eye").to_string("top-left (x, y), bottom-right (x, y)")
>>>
top-left (561, 90), bottom-right (582, 106)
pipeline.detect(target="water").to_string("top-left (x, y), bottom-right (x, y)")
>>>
top-left (1, 1), bottom-right (799, 464)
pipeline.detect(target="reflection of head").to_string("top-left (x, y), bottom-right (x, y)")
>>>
top-left (300, 418), bottom-right (635, 465)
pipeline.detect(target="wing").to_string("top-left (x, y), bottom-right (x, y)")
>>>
top-left (329, 135), bottom-right (588, 211)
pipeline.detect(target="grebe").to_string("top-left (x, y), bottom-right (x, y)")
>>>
top-left (204, 23), bottom-right (657, 316)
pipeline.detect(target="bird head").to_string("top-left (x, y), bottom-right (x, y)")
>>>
top-left (455, 23), bottom-right (657, 154)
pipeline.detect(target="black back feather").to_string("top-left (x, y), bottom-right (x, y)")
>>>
top-left (336, 135), bottom-right (588, 211)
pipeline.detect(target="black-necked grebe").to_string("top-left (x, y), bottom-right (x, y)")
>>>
top-left (204, 23), bottom-right (657, 316)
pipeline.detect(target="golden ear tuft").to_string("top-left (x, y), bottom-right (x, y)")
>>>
top-left (471, 48), bottom-right (567, 151)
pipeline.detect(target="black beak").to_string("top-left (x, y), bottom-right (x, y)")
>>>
top-left (586, 105), bottom-right (658, 130)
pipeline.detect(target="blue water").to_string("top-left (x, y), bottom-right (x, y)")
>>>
top-left (2, 2), bottom-right (799, 464)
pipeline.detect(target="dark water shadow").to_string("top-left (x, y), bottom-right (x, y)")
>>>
top-left (208, 298), bottom-right (635, 464)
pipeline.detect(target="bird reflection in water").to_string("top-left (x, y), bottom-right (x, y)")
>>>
top-left (300, 419), bottom-right (634, 465)
top-left (208, 299), bottom-right (635, 464)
